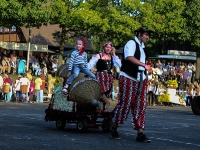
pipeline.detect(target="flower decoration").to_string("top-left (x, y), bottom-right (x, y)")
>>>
top-left (54, 76), bottom-right (61, 86)
top-left (166, 80), bottom-right (178, 89)
top-left (158, 94), bottom-right (170, 103)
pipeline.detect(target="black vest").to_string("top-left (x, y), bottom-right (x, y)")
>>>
top-left (120, 39), bottom-right (141, 78)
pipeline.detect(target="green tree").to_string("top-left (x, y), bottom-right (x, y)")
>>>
top-left (145, 0), bottom-right (186, 55)
top-left (50, 0), bottom-right (98, 66)
top-left (74, 0), bottom-right (143, 50)
top-left (0, 0), bottom-right (52, 70)
top-left (182, 0), bottom-right (200, 80)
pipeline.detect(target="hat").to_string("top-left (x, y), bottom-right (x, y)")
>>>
top-left (134, 26), bottom-right (154, 33)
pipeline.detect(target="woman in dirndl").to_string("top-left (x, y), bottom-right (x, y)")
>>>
top-left (88, 42), bottom-right (121, 111)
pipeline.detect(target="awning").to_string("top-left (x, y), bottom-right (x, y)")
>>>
top-left (158, 55), bottom-right (196, 61)
top-left (0, 41), bottom-right (55, 53)
top-left (149, 55), bottom-right (196, 61)
top-left (63, 49), bottom-right (75, 56)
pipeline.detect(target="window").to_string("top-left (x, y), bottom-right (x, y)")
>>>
top-left (5, 28), bottom-right (9, 32)
top-left (12, 25), bottom-right (17, 32)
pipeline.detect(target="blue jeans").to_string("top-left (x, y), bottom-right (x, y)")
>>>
top-left (67, 64), bottom-right (96, 84)
top-left (16, 91), bottom-right (21, 98)
top-left (35, 90), bottom-right (40, 101)
top-left (35, 68), bottom-right (41, 76)
top-left (39, 90), bottom-right (43, 102)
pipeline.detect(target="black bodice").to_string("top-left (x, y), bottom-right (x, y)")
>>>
top-left (96, 53), bottom-right (113, 73)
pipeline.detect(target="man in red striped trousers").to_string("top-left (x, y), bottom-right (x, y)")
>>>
top-left (110, 26), bottom-right (153, 143)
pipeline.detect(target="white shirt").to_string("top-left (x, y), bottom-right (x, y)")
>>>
top-left (88, 56), bottom-right (121, 70)
top-left (19, 77), bottom-right (30, 91)
top-left (52, 63), bottom-right (58, 71)
top-left (155, 68), bottom-right (163, 75)
top-left (120, 36), bottom-right (146, 81)
top-left (19, 77), bottom-right (30, 85)
top-left (0, 76), bottom-right (3, 89)
top-left (187, 65), bottom-right (193, 72)
top-left (15, 79), bottom-right (21, 91)
top-left (148, 86), bottom-right (154, 92)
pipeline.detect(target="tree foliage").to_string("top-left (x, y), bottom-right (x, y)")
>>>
top-left (1, 0), bottom-right (200, 68)
top-left (0, 0), bottom-right (51, 28)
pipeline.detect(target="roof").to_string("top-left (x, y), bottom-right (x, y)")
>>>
top-left (20, 24), bottom-right (93, 51)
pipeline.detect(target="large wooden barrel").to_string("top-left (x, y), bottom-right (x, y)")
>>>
top-left (56, 64), bottom-right (69, 78)
top-left (57, 64), bottom-right (102, 111)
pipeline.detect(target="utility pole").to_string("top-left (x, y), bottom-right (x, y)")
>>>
top-left (26, 27), bottom-right (32, 71)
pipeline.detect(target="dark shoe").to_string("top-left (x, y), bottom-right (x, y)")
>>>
top-left (110, 127), bottom-right (121, 139)
top-left (136, 133), bottom-right (151, 143)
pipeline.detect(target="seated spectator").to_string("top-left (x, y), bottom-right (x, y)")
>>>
top-left (6, 58), bottom-right (11, 74)
top-left (2, 57), bottom-right (10, 74)
top-left (166, 62), bottom-right (172, 71)
top-left (52, 59), bottom-right (58, 75)
top-left (32, 60), bottom-right (41, 76)
top-left (52, 59), bottom-right (58, 71)
top-left (10, 58), bottom-right (17, 75)
top-left (29, 52), bottom-right (35, 70)
top-left (155, 59), bottom-right (162, 68)
top-left (41, 64), bottom-right (48, 77)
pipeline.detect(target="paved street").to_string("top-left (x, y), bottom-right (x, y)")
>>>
top-left (0, 101), bottom-right (200, 150)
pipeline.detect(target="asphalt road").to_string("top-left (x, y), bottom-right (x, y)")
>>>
top-left (0, 101), bottom-right (200, 150)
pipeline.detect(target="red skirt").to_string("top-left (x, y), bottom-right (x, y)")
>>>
top-left (95, 72), bottom-right (114, 97)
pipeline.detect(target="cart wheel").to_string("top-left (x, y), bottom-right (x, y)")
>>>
top-left (56, 119), bottom-right (66, 130)
top-left (192, 96), bottom-right (200, 115)
top-left (102, 119), bottom-right (112, 133)
top-left (77, 119), bottom-right (88, 133)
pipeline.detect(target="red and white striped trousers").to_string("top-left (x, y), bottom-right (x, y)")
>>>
top-left (113, 75), bottom-right (147, 130)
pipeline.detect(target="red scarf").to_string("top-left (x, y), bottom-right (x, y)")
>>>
top-left (79, 38), bottom-right (86, 55)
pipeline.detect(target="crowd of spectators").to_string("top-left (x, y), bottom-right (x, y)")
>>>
top-left (146, 59), bottom-right (196, 84)
top-left (0, 49), bottom-right (62, 103)
top-left (0, 49), bottom-right (61, 77)
top-left (145, 59), bottom-right (198, 106)
top-left (0, 49), bottom-right (199, 106)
